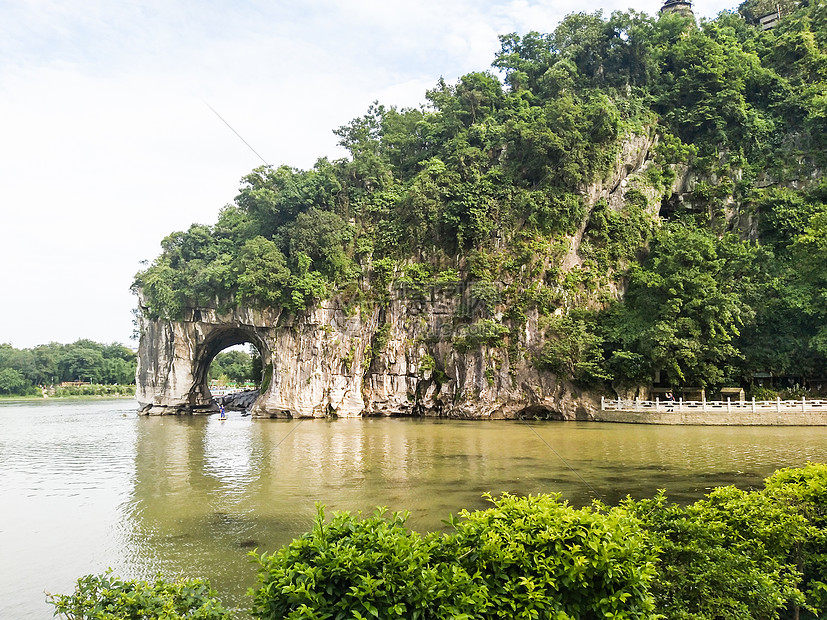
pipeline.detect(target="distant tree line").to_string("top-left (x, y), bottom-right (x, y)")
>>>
top-left (133, 0), bottom-right (827, 393)
top-left (208, 349), bottom-right (260, 385)
top-left (0, 340), bottom-right (136, 396)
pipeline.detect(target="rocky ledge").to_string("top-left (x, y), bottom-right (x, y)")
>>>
top-left (135, 297), bottom-right (600, 420)
top-left (215, 389), bottom-right (259, 411)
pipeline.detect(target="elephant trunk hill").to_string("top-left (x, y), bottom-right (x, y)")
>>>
top-left (134, 1), bottom-right (827, 417)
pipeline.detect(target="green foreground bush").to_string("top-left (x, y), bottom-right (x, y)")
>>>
top-left (250, 494), bottom-right (657, 620)
top-left (48, 572), bottom-right (232, 619)
top-left (52, 464), bottom-right (827, 620)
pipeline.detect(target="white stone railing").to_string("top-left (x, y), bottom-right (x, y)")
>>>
top-left (209, 387), bottom-right (248, 397)
top-left (601, 396), bottom-right (827, 413)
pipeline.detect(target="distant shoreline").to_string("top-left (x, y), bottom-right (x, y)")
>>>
top-left (0, 393), bottom-right (136, 402)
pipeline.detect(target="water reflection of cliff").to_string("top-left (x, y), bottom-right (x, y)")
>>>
top-left (123, 416), bottom-right (827, 612)
top-left (124, 416), bottom-right (273, 610)
top-left (125, 416), bottom-right (590, 594)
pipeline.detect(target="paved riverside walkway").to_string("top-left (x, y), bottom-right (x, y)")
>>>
top-left (596, 396), bottom-right (827, 425)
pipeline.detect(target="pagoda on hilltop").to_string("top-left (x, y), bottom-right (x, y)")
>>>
top-left (660, 0), bottom-right (694, 18)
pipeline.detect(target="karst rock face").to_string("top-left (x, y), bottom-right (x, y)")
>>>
top-left (135, 132), bottom-right (675, 420)
top-left (135, 293), bottom-right (600, 420)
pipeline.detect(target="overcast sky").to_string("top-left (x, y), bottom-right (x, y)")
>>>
top-left (0, 0), bottom-right (737, 349)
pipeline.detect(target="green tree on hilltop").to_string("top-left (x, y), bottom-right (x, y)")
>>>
top-left (602, 224), bottom-right (752, 388)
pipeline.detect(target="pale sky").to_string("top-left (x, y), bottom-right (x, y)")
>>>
top-left (0, 0), bottom-right (736, 349)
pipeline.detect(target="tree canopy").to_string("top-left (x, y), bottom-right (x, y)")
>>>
top-left (134, 0), bottom-right (827, 393)
top-left (0, 340), bottom-right (136, 396)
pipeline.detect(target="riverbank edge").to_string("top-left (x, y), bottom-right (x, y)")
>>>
top-left (593, 409), bottom-right (827, 425)
top-left (0, 394), bottom-right (136, 402)
top-left (143, 402), bottom-right (827, 425)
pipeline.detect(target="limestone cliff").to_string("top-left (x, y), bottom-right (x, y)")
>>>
top-left (136, 131), bottom-right (663, 419)
top-left (136, 295), bottom-right (598, 419)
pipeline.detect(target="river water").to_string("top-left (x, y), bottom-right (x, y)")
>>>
top-left (2, 398), bottom-right (826, 618)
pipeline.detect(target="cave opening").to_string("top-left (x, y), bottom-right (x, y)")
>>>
top-left (191, 327), bottom-right (272, 412)
top-left (516, 405), bottom-right (566, 421)
top-left (207, 344), bottom-right (262, 390)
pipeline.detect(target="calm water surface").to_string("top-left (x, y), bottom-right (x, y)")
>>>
top-left (2, 398), bottom-right (826, 618)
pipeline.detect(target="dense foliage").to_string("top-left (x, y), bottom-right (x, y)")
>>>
top-left (446, 493), bottom-right (658, 618)
top-left (246, 466), bottom-right (827, 620)
top-left (134, 0), bottom-right (827, 392)
top-left (51, 383), bottom-right (136, 397)
top-left (249, 507), bottom-right (484, 620)
top-left (764, 464), bottom-right (827, 615)
top-left (0, 340), bottom-right (136, 396)
top-left (50, 464), bottom-right (827, 619)
top-left (208, 349), bottom-right (259, 385)
top-left (49, 572), bottom-right (232, 620)
top-left (248, 464), bottom-right (827, 620)
top-left (250, 495), bottom-right (658, 620)
top-left (630, 487), bottom-right (810, 619)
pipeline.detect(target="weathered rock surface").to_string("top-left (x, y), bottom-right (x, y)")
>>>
top-left (216, 389), bottom-right (259, 411)
top-left (136, 294), bottom-right (600, 419)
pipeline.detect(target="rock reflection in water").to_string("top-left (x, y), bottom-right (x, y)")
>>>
top-left (4, 401), bottom-right (827, 620)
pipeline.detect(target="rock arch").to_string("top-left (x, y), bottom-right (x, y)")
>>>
top-left (135, 306), bottom-right (279, 415)
top-left (191, 326), bottom-right (271, 403)
top-left (191, 326), bottom-right (269, 389)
